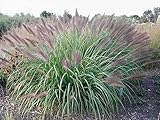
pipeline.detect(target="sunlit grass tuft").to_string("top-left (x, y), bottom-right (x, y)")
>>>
top-left (0, 12), bottom-right (152, 119)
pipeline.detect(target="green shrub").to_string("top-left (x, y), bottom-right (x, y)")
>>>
top-left (0, 12), bottom-right (151, 119)
top-left (11, 13), bottom-right (37, 27)
top-left (0, 13), bottom-right (37, 38)
top-left (0, 14), bottom-right (12, 37)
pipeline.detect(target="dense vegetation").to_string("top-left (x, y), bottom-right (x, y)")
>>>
top-left (131, 7), bottom-right (160, 23)
top-left (0, 8), bottom-right (160, 120)
top-left (0, 13), bottom-right (37, 38)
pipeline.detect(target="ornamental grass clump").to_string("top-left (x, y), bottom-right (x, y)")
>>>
top-left (0, 11), bottom-right (152, 119)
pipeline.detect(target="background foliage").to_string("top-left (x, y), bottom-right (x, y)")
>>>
top-left (0, 13), bottom-right (37, 39)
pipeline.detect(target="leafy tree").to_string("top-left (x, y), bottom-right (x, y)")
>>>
top-left (143, 10), bottom-right (154, 22)
top-left (154, 7), bottom-right (160, 16)
top-left (142, 7), bottom-right (160, 23)
top-left (40, 11), bottom-right (53, 18)
top-left (130, 15), bottom-right (140, 23)
top-left (131, 15), bottom-right (140, 20)
top-left (153, 7), bottom-right (160, 22)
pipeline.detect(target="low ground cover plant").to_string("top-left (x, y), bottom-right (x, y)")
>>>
top-left (0, 12), bottom-right (153, 119)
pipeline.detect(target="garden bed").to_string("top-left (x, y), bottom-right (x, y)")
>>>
top-left (0, 78), bottom-right (160, 120)
top-left (117, 78), bottom-right (160, 120)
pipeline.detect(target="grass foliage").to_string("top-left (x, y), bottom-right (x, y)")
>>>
top-left (137, 23), bottom-right (160, 57)
top-left (0, 12), bottom-right (152, 119)
top-left (136, 22), bottom-right (160, 94)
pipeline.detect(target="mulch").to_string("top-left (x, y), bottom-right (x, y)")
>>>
top-left (116, 78), bottom-right (160, 120)
top-left (0, 78), bottom-right (160, 120)
top-left (0, 84), bottom-right (41, 120)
